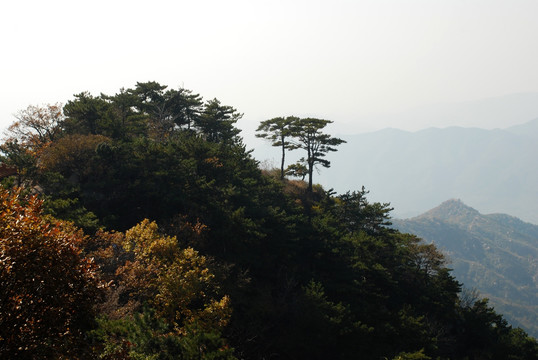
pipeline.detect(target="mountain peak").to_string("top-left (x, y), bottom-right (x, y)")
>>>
top-left (392, 199), bottom-right (538, 337)
top-left (419, 199), bottom-right (481, 222)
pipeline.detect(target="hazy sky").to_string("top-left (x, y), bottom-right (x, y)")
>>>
top-left (2, 0), bottom-right (538, 137)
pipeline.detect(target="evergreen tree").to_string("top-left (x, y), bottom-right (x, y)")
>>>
top-left (196, 98), bottom-right (242, 143)
top-left (256, 116), bottom-right (298, 179)
top-left (289, 118), bottom-right (345, 192)
top-left (2, 82), bottom-right (537, 359)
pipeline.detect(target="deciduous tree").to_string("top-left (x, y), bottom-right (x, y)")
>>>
top-left (116, 219), bottom-right (232, 334)
top-left (0, 188), bottom-right (104, 358)
top-left (4, 103), bottom-right (64, 149)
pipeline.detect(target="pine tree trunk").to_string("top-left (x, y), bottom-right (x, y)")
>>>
top-left (280, 135), bottom-right (285, 180)
top-left (307, 144), bottom-right (313, 192)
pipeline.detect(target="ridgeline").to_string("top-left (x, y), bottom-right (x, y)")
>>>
top-left (1, 82), bottom-right (536, 359)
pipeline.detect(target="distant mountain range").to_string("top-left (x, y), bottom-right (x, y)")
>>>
top-left (392, 199), bottom-right (538, 337)
top-left (338, 92), bottom-right (538, 132)
top-left (317, 118), bottom-right (538, 224)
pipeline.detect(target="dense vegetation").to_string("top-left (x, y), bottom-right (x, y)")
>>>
top-left (1, 82), bottom-right (537, 359)
top-left (393, 199), bottom-right (538, 338)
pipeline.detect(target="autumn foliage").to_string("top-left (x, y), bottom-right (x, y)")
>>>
top-left (0, 189), bottom-right (103, 358)
top-left (86, 220), bottom-right (233, 359)
top-left (1, 83), bottom-right (537, 359)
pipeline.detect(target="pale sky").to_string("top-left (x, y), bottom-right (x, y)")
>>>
top-left (2, 0), bottom-right (538, 138)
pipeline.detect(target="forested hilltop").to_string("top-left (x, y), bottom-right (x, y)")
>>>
top-left (392, 200), bottom-right (538, 338)
top-left (1, 82), bottom-right (536, 359)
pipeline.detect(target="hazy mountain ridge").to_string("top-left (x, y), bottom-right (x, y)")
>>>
top-left (392, 199), bottom-right (538, 337)
top-left (505, 117), bottom-right (538, 139)
top-left (347, 93), bottom-right (538, 132)
top-left (319, 118), bottom-right (538, 224)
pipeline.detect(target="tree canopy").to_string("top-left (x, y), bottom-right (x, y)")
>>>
top-left (256, 116), bottom-right (346, 191)
top-left (256, 116), bottom-right (298, 179)
top-left (289, 117), bottom-right (346, 192)
top-left (1, 82), bottom-right (536, 359)
top-left (0, 189), bottom-right (104, 358)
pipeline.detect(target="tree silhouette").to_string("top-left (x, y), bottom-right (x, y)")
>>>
top-left (289, 118), bottom-right (345, 192)
top-left (256, 116), bottom-right (298, 179)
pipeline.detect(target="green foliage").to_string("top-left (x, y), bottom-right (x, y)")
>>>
top-left (91, 310), bottom-right (236, 360)
top-left (179, 323), bottom-right (237, 360)
top-left (37, 171), bottom-right (101, 233)
top-left (195, 98), bottom-right (242, 144)
top-left (63, 92), bottom-right (115, 136)
top-left (451, 298), bottom-right (538, 359)
top-left (335, 187), bottom-right (393, 235)
top-left (87, 219), bottom-right (235, 359)
top-left (256, 116), bottom-right (346, 191)
top-left (285, 161), bottom-right (308, 180)
top-left (43, 196), bottom-right (100, 233)
top-left (256, 116), bottom-right (299, 179)
top-left (0, 139), bottom-right (39, 186)
top-left (289, 117), bottom-right (346, 192)
top-left (392, 349), bottom-right (431, 360)
top-left (3, 82), bottom-right (537, 359)
top-left (393, 200), bottom-right (538, 337)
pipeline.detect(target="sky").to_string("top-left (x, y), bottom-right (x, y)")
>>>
top-left (2, 0), bottom-right (538, 141)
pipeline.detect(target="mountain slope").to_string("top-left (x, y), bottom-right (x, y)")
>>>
top-left (506, 117), bottom-right (538, 139)
top-left (318, 118), bottom-right (538, 224)
top-left (392, 199), bottom-right (538, 337)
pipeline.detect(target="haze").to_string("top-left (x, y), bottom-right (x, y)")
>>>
top-left (2, 0), bottom-right (538, 136)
